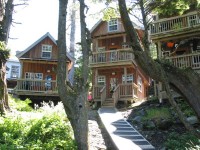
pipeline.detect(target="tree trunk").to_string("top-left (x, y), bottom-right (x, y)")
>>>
top-left (0, 0), bottom-right (14, 114)
top-left (68, 0), bottom-right (76, 85)
top-left (118, 0), bottom-right (200, 137)
top-left (57, 0), bottom-right (88, 149)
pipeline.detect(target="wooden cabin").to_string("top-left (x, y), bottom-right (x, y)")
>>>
top-left (15, 32), bottom-right (73, 97)
top-left (149, 11), bottom-right (200, 99)
top-left (90, 18), bottom-right (150, 107)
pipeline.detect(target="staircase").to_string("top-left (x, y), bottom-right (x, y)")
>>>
top-left (102, 98), bottom-right (115, 107)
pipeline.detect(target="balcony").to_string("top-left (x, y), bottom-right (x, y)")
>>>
top-left (165, 52), bottom-right (200, 69)
top-left (15, 79), bottom-right (58, 96)
top-left (150, 11), bottom-right (200, 40)
top-left (89, 48), bottom-right (134, 67)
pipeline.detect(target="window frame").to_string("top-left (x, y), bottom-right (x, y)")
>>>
top-left (137, 76), bottom-right (143, 92)
top-left (41, 44), bottom-right (52, 59)
top-left (122, 74), bottom-right (134, 84)
top-left (10, 65), bottom-right (19, 78)
top-left (97, 76), bottom-right (106, 86)
top-left (108, 19), bottom-right (118, 32)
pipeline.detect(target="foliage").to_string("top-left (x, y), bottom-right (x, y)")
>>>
top-left (176, 98), bottom-right (196, 117)
top-left (9, 95), bottom-right (33, 112)
top-left (153, 0), bottom-right (200, 18)
top-left (165, 132), bottom-right (200, 150)
top-left (0, 101), bottom-right (77, 150)
top-left (102, 7), bottom-right (119, 21)
top-left (142, 107), bottom-right (171, 121)
top-left (0, 41), bottom-right (10, 65)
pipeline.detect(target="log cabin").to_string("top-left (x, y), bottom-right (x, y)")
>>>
top-left (15, 32), bottom-right (73, 97)
top-left (90, 18), bottom-right (150, 107)
top-left (149, 11), bottom-right (200, 99)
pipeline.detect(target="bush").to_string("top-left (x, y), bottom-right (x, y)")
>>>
top-left (165, 132), bottom-right (200, 150)
top-left (0, 101), bottom-right (77, 150)
top-left (9, 95), bottom-right (33, 112)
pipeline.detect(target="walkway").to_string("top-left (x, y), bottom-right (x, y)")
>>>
top-left (98, 107), bottom-right (155, 150)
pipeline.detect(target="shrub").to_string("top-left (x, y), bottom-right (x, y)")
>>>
top-left (165, 132), bottom-right (200, 150)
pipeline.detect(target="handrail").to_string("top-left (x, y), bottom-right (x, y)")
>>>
top-left (150, 11), bottom-right (200, 35)
top-left (16, 79), bottom-right (57, 92)
top-left (165, 52), bottom-right (200, 69)
top-left (100, 86), bottom-right (106, 106)
top-left (113, 85), bottom-right (120, 106)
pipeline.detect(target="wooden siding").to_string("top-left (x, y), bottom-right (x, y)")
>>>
top-left (91, 19), bottom-right (125, 37)
top-left (22, 37), bottom-right (58, 60)
top-left (22, 61), bottom-right (57, 80)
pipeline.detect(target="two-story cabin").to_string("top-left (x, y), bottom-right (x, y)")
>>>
top-left (149, 11), bottom-right (200, 99)
top-left (15, 32), bottom-right (73, 97)
top-left (90, 18), bottom-right (150, 107)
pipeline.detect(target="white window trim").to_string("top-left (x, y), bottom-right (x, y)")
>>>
top-left (25, 72), bottom-right (43, 80)
top-left (11, 65), bottom-right (19, 78)
top-left (41, 44), bottom-right (52, 58)
top-left (97, 76), bottom-right (106, 85)
top-left (138, 76), bottom-right (143, 92)
top-left (108, 19), bottom-right (118, 32)
top-left (122, 74), bottom-right (133, 83)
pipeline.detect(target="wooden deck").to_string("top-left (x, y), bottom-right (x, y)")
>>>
top-left (14, 79), bottom-right (58, 96)
top-left (93, 83), bottom-right (138, 106)
top-left (89, 48), bottom-right (135, 68)
top-left (165, 52), bottom-right (200, 69)
top-left (150, 11), bottom-right (200, 40)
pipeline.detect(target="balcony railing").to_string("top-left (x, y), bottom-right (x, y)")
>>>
top-left (90, 48), bottom-right (134, 64)
top-left (165, 52), bottom-right (200, 69)
top-left (93, 83), bottom-right (138, 102)
top-left (15, 79), bottom-right (57, 93)
top-left (150, 11), bottom-right (200, 35)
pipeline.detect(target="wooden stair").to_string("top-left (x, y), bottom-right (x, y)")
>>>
top-left (102, 98), bottom-right (115, 107)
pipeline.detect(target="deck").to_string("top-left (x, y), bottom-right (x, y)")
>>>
top-left (14, 79), bottom-right (58, 96)
top-left (93, 83), bottom-right (138, 106)
top-left (150, 11), bottom-right (200, 40)
top-left (89, 48), bottom-right (135, 68)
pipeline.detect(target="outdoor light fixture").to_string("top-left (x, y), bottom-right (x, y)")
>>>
top-left (112, 72), bottom-right (116, 75)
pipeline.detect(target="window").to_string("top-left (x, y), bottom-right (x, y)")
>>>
top-left (11, 66), bottom-right (19, 78)
top-left (97, 76), bottom-right (106, 85)
top-left (108, 19), bottom-right (118, 32)
top-left (137, 76), bottom-right (142, 92)
top-left (41, 44), bottom-right (52, 58)
top-left (25, 72), bottom-right (43, 80)
top-left (122, 74), bottom-right (133, 83)
top-left (35, 73), bottom-right (43, 80)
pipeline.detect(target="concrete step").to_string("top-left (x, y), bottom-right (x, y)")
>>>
top-left (98, 107), bottom-right (155, 150)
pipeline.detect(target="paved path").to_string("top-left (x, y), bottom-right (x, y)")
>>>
top-left (98, 107), bottom-right (155, 150)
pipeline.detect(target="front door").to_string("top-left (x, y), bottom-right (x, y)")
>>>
top-left (109, 77), bottom-right (117, 98)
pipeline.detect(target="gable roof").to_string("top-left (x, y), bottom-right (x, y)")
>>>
top-left (90, 18), bottom-right (143, 34)
top-left (16, 32), bottom-right (57, 58)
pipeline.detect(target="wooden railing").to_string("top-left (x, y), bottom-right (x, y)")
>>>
top-left (119, 83), bottom-right (138, 97)
top-left (165, 52), bottom-right (200, 69)
top-left (93, 85), bottom-right (104, 99)
top-left (16, 79), bottom-right (57, 92)
top-left (113, 85), bottom-right (120, 106)
top-left (90, 48), bottom-right (134, 64)
top-left (150, 11), bottom-right (200, 35)
top-left (100, 86), bottom-right (106, 105)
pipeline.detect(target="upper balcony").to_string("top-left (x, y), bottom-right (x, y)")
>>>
top-left (89, 48), bottom-right (135, 68)
top-left (150, 11), bottom-right (200, 41)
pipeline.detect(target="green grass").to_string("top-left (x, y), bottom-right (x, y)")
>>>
top-left (142, 107), bottom-right (171, 121)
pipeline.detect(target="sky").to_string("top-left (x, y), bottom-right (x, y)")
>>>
top-left (7, 0), bottom-right (103, 58)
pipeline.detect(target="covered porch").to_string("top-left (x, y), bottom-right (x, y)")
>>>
top-left (14, 79), bottom-right (58, 96)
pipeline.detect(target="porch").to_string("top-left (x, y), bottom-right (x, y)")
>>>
top-left (93, 83), bottom-right (138, 107)
top-left (150, 11), bottom-right (200, 39)
top-left (14, 79), bottom-right (58, 96)
top-left (165, 52), bottom-right (200, 69)
top-left (89, 48), bottom-right (134, 67)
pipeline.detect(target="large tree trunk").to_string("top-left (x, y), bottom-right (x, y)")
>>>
top-left (57, 0), bottom-right (89, 149)
top-left (118, 0), bottom-right (200, 137)
top-left (68, 0), bottom-right (76, 85)
top-left (0, 0), bottom-right (13, 114)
